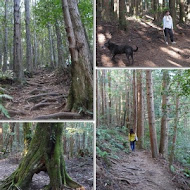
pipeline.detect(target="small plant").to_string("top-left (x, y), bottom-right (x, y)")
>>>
top-left (0, 87), bottom-right (12, 118)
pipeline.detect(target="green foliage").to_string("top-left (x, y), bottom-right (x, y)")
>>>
top-left (0, 70), bottom-right (14, 80)
top-left (97, 125), bottom-right (129, 161)
top-left (0, 87), bottom-right (12, 118)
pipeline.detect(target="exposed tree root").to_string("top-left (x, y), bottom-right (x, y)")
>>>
top-left (25, 81), bottom-right (43, 87)
top-left (30, 102), bottom-right (59, 111)
top-left (34, 112), bottom-right (82, 119)
top-left (26, 92), bottom-right (66, 102)
top-left (7, 110), bottom-right (27, 117)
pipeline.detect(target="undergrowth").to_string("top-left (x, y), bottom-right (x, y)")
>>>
top-left (96, 125), bottom-right (129, 163)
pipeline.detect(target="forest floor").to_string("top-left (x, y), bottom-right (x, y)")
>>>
top-left (97, 149), bottom-right (190, 190)
top-left (97, 15), bottom-right (190, 67)
top-left (0, 155), bottom-right (93, 190)
top-left (0, 68), bottom-right (89, 120)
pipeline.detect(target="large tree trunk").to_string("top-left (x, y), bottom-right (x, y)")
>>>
top-left (169, 95), bottom-right (179, 168)
top-left (146, 70), bottom-right (158, 158)
top-left (159, 70), bottom-right (170, 158)
top-left (169, 0), bottom-right (176, 27)
top-left (119, 0), bottom-right (127, 30)
top-left (62, 0), bottom-right (93, 112)
top-left (137, 70), bottom-right (144, 149)
top-left (0, 123), bottom-right (83, 190)
top-left (179, 0), bottom-right (185, 23)
top-left (133, 70), bottom-right (137, 132)
top-left (55, 20), bottom-right (66, 68)
top-left (23, 122), bottom-right (32, 156)
top-left (13, 0), bottom-right (23, 82)
top-left (47, 24), bottom-right (55, 68)
top-left (2, 0), bottom-right (8, 72)
top-left (25, 0), bottom-right (33, 72)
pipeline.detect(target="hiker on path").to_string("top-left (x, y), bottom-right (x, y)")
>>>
top-left (163, 10), bottom-right (176, 45)
top-left (128, 129), bottom-right (138, 151)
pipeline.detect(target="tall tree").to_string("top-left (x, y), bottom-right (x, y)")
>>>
top-left (137, 70), bottom-right (144, 149)
top-left (13, 0), bottom-right (23, 82)
top-left (55, 20), bottom-right (66, 68)
top-left (159, 70), bottom-right (170, 158)
top-left (179, 0), bottom-right (185, 23)
top-left (169, 0), bottom-right (176, 27)
top-left (2, 0), bottom-right (8, 72)
top-left (25, 0), bottom-right (33, 72)
top-left (133, 70), bottom-right (137, 132)
top-left (62, 0), bottom-right (93, 112)
top-left (146, 70), bottom-right (158, 158)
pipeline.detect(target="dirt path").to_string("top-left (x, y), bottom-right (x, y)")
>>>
top-left (97, 150), bottom-right (190, 190)
top-left (0, 156), bottom-right (93, 190)
top-left (97, 16), bottom-right (190, 67)
top-left (0, 68), bottom-right (84, 120)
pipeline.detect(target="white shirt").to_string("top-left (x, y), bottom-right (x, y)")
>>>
top-left (163, 15), bottom-right (173, 29)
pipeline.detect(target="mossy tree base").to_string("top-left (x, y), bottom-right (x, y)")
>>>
top-left (0, 123), bottom-right (82, 190)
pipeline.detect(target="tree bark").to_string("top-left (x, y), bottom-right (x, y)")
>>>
top-left (23, 123), bottom-right (32, 156)
top-left (13, 0), bottom-right (23, 82)
top-left (169, 0), bottom-right (176, 27)
top-left (133, 70), bottom-right (137, 132)
top-left (137, 70), bottom-right (144, 149)
top-left (2, 0), bottom-right (8, 72)
top-left (62, 0), bottom-right (93, 112)
top-left (0, 123), bottom-right (82, 190)
top-left (55, 20), bottom-right (66, 68)
top-left (179, 0), bottom-right (185, 23)
top-left (159, 70), bottom-right (170, 158)
top-left (25, 0), bottom-right (33, 72)
top-left (169, 95), bottom-right (180, 168)
top-left (146, 70), bottom-right (158, 158)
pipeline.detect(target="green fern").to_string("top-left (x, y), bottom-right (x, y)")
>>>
top-left (0, 104), bottom-right (10, 118)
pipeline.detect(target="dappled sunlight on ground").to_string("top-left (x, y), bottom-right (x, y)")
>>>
top-left (97, 33), bottom-right (106, 46)
top-left (166, 59), bottom-right (183, 67)
top-left (160, 47), bottom-right (182, 59)
top-left (97, 16), bottom-right (190, 67)
top-left (101, 55), bottom-right (113, 67)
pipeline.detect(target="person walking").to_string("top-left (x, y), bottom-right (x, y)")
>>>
top-left (128, 129), bottom-right (138, 151)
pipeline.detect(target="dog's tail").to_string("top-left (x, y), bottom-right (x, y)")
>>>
top-left (133, 46), bottom-right (138, 52)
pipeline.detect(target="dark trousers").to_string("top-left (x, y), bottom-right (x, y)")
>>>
top-left (164, 28), bottom-right (174, 42)
top-left (130, 141), bottom-right (135, 151)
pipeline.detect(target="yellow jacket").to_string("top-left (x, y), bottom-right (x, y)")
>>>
top-left (128, 133), bottom-right (136, 142)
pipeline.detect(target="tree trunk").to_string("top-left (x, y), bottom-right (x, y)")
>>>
top-left (47, 24), bottom-right (54, 67)
top-left (169, 95), bottom-right (179, 168)
top-left (119, 0), bottom-right (127, 30)
top-left (55, 20), bottom-right (66, 68)
top-left (2, 0), bottom-right (8, 72)
top-left (159, 70), bottom-right (170, 158)
top-left (133, 70), bottom-right (137, 132)
top-left (25, 0), bottom-right (33, 72)
top-left (137, 70), bottom-right (144, 149)
top-left (13, 0), bottom-right (23, 82)
top-left (179, 0), bottom-right (185, 23)
top-left (62, 0), bottom-right (93, 112)
top-left (0, 123), bottom-right (82, 190)
top-left (146, 70), bottom-right (158, 158)
top-left (23, 123), bottom-right (32, 156)
top-left (169, 0), bottom-right (176, 27)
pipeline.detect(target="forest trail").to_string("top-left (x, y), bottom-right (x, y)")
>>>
top-left (97, 16), bottom-right (190, 67)
top-left (110, 150), bottom-right (182, 190)
top-left (1, 68), bottom-right (84, 120)
top-left (97, 150), bottom-right (190, 190)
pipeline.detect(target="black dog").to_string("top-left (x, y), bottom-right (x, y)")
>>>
top-left (104, 40), bottom-right (138, 65)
